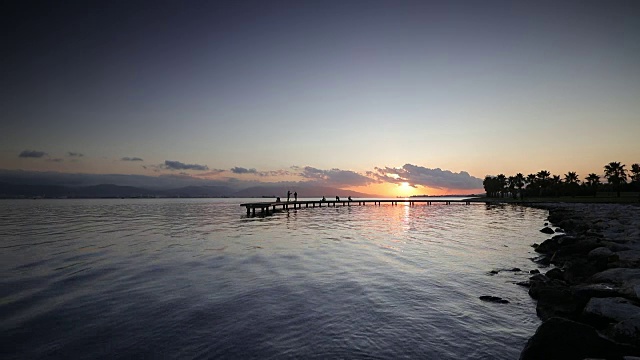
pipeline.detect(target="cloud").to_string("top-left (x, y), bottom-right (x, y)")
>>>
top-left (46, 158), bottom-right (64, 163)
top-left (67, 152), bottom-right (84, 157)
top-left (299, 166), bottom-right (377, 187)
top-left (373, 164), bottom-right (483, 190)
top-left (231, 167), bottom-right (257, 174)
top-left (164, 160), bottom-right (209, 171)
top-left (19, 150), bottom-right (47, 158)
top-left (121, 157), bottom-right (144, 161)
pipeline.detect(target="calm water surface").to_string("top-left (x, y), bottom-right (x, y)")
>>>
top-left (1, 198), bottom-right (550, 359)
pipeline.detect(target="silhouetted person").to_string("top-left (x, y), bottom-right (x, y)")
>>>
top-left (336, 196), bottom-right (340, 201)
top-left (294, 192), bottom-right (297, 201)
top-left (276, 197), bottom-right (281, 202)
top-left (287, 190), bottom-right (291, 202)
top-left (322, 196), bottom-right (326, 201)
top-left (348, 196), bottom-right (352, 201)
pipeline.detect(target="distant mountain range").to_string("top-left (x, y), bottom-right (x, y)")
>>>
top-left (0, 182), bottom-right (378, 199)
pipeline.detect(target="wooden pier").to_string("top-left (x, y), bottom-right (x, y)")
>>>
top-left (240, 199), bottom-right (483, 216)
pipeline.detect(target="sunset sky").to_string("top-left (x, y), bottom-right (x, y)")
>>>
top-left (2, 0), bottom-right (639, 196)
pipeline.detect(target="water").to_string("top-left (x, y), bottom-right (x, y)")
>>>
top-left (0, 198), bottom-right (550, 359)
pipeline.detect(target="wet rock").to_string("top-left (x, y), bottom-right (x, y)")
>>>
top-left (583, 297), bottom-right (640, 324)
top-left (530, 269), bottom-right (540, 274)
top-left (555, 228), bottom-right (564, 233)
top-left (540, 227), bottom-right (555, 234)
top-left (517, 281), bottom-right (530, 287)
top-left (545, 268), bottom-right (564, 280)
top-left (519, 317), bottom-right (626, 360)
top-left (479, 295), bottom-right (509, 304)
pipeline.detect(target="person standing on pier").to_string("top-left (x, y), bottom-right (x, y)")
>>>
top-left (336, 196), bottom-right (340, 201)
top-left (348, 196), bottom-right (352, 201)
top-left (287, 190), bottom-right (291, 202)
top-left (294, 192), bottom-right (297, 201)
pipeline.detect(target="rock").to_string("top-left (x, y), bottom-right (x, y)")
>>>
top-left (562, 259), bottom-right (603, 284)
top-left (530, 269), bottom-right (540, 274)
top-left (529, 278), bottom-right (576, 320)
top-left (572, 284), bottom-right (629, 304)
top-left (588, 247), bottom-right (614, 260)
top-left (554, 238), bottom-right (602, 259)
top-left (536, 238), bottom-right (559, 254)
top-left (545, 268), bottom-right (564, 280)
top-left (519, 317), bottom-right (627, 360)
top-left (613, 314), bottom-right (640, 347)
top-left (583, 297), bottom-right (640, 324)
top-left (540, 227), bottom-right (555, 234)
top-left (616, 250), bottom-right (640, 267)
top-left (555, 228), bottom-right (564, 233)
top-left (591, 268), bottom-right (640, 288)
top-left (479, 295), bottom-right (509, 304)
top-left (517, 281), bottom-right (530, 287)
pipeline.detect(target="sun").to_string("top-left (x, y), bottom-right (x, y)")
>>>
top-left (400, 182), bottom-right (410, 188)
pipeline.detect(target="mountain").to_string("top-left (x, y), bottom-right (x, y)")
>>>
top-left (0, 181), bottom-right (380, 199)
top-left (232, 185), bottom-right (378, 198)
top-left (159, 186), bottom-right (234, 197)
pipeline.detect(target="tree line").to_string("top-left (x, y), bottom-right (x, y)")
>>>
top-left (483, 162), bottom-right (640, 199)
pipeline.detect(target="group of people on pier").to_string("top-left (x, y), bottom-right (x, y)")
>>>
top-left (280, 191), bottom-right (352, 203)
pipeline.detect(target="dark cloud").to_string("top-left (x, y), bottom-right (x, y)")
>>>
top-left (121, 157), bottom-right (144, 161)
top-left (373, 164), bottom-right (483, 190)
top-left (299, 166), bottom-right (377, 187)
top-left (46, 158), bottom-right (64, 163)
top-left (164, 160), bottom-right (208, 171)
top-left (67, 152), bottom-right (84, 157)
top-left (19, 150), bottom-right (47, 158)
top-left (231, 167), bottom-right (257, 174)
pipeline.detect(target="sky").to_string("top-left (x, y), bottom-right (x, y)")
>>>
top-left (2, 0), bottom-right (639, 196)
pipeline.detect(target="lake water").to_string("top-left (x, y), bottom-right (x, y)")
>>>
top-left (0, 198), bottom-right (550, 359)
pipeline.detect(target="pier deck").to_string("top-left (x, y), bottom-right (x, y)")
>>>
top-left (240, 199), bottom-right (484, 216)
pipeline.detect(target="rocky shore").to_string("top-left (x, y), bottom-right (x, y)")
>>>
top-left (519, 203), bottom-right (640, 360)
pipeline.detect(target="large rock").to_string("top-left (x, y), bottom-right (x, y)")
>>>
top-left (591, 268), bottom-right (640, 288)
top-left (583, 297), bottom-right (640, 324)
top-left (540, 227), bottom-right (555, 234)
top-left (520, 317), bottom-right (628, 360)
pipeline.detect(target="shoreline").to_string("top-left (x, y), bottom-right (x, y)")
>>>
top-left (518, 202), bottom-right (640, 359)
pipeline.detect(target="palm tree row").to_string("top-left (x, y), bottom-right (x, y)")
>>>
top-left (483, 162), bottom-right (640, 199)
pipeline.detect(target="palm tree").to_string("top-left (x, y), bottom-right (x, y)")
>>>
top-left (496, 174), bottom-right (507, 198)
top-left (564, 172), bottom-right (579, 184)
top-left (631, 164), bottom-right (640, 183)
top-left (536, 170), bottom-right (551, 196)
top-left (585, 173), bottom-right (600, 197)
top-left (483, 176), bottom-right (501, 198)
top-left (603, 162), bottom-right (627, 197)
top-left (507, 176), bottom-right (517, 199)
top-left (514, 173), bottom-right (525, 200)
top-left (551, 175), bottom-right (562, 197)
top-left (525, 173), bottom-right (537, 198)
top-left (564, 171), bottom-right (580, 197)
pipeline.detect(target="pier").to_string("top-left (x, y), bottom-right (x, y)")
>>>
top-left (240, 199), bottom-right (484, 216)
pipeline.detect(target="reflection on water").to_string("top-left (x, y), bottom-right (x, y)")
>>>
top-left (0, 199), bottom-right (549, 359)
